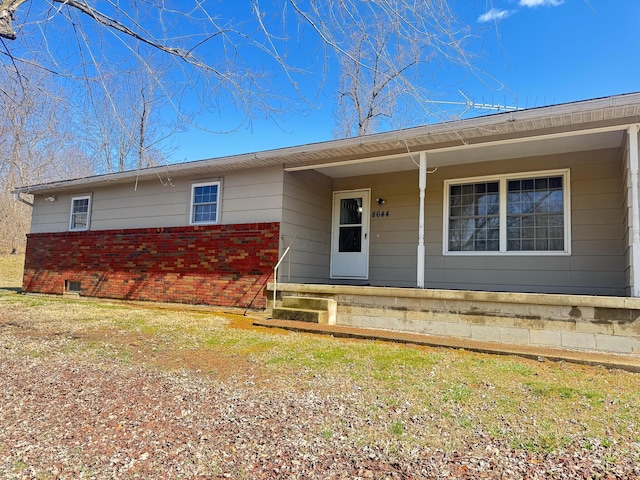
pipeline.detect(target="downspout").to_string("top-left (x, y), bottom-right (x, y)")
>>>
top-left (417, 151), bottom-right (426, 288)
top-left (629, 124), bottom-right (640, 296)
top-left (14, 191), bottom-right (33, 207)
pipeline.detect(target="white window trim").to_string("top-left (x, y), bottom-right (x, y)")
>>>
top-left (189, 180), bottom-right (222, 225)
top-left (442, 169), bottom-right (571, 256)
top-left (69, 195), bottom-right (92, 231)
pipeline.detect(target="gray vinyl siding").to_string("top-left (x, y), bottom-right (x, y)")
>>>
top-left (221, 166), bottom-right (284, 224)
top-left (333, 170), bottom-right (420, 287)
top-left (29, 165), bottom-right (284, 233)
top-left (27, 145), bottom-right (629, 296)
top-left (91, 182), bottom-right (187, 230)
top-left (30, 194), bottom-right (85, 233)
top-left (330, 148), bottom-right (625, 295)
top-left (425, 148), bottom-right (626, 296)
top-left (279, 170), bottom-right (333, 283)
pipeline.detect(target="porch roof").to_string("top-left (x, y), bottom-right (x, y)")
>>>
top-left (15, 92), bottom-right (640, 193)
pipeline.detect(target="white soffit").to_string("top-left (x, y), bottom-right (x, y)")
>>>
top-left (314, 156), bottom-right (420, 178)
top-left (302, 128), bottom-right (626, 178)
top-left (428, 128), bottom-right (625, 167)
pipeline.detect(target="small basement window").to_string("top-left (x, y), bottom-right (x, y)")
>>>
top-left (65, 280), bottom-right (82, 293)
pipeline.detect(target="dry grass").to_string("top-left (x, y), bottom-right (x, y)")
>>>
top-left (0, 254), bottom-right (24, 289)
top-left (0, 290), bottom-right (640, 480)
top-left (1, 263), bottom-right (639, 476)
top-left (1, 290), bottom-right (639, 457)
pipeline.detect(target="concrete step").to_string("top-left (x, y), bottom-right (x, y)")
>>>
top-left (282, 296), bottom-right (333, 311)
top-left (275, 296), bottom-right (337, 325)
top-left (272, 307), bottom-right (328, 324)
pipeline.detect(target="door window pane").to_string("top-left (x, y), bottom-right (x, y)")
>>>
top-left (340, 198), bottom-right (362, 225)
top-left (339, 226), bottom-right (362, 252)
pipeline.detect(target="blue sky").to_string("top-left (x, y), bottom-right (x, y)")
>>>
top-left (168, 0), bottom-right (639, 162)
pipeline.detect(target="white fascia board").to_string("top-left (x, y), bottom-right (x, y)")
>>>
top-left (14, 93), bottom-right (640, 194)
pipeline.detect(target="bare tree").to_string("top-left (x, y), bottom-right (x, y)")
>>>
top-left (81, 61), bottom-right (177, 174)
top-left (0, 65), bottom-right (92, 253)
top-left (334, 24), bottom-right (422, 137)
top-left (0, 66), bottom-right (90, 188)
top-left (2, 1), bottom-right (292, 129)
top-left (330, 1), bottom-right (478, 137)
top-left (1, 1), bottom-right (487, 140)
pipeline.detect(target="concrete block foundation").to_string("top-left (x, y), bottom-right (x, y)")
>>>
top-left (268, 283), bottom-right (640, 355)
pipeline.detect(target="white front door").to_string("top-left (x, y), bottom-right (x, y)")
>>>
top-left (330, 189), bottom-right (370, 279)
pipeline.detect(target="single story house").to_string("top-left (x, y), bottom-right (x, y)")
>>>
top-left (14, 92), bottom-right (640, 354)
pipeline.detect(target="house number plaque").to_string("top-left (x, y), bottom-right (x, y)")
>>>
top-left (371, 210), bottom-right (390, 218)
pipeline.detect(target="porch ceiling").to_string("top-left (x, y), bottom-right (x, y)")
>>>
top-left (296, 129), bottom-right (626, 179)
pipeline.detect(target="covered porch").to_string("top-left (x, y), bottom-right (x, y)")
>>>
top-left (268, 96), bottom-right (640, 355)
top-left (266, 282), bottom-right (640, 356)
top-left (276, 101), bottom-right (640, 297)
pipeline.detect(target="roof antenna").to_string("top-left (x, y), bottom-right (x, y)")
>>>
top-left (426, 90), bottom-right (522, 118)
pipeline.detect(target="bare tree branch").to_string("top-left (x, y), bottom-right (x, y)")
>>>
top-left (1, 0), bottom-right (506, 167)
top-left (51, 0), bottom-right (229, 75)
top-left (0, 0), bottom-right (28, 39)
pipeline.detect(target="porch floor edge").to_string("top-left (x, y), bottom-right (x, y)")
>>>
top-left (252, 318), bottom-right (640, 373)
top-left (268, 283), bottom-right (640, 309)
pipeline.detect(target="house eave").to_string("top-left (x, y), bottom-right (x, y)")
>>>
top-left (13, 91), bottom-right (640, 195)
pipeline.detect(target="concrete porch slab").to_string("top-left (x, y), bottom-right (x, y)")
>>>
top-left (267, 283), bottom-right (640, 356)
top-left (269, 282), bottom-right (640, 309)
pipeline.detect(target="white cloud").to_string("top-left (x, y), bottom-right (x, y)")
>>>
top-left (519, 0), bottom-right (563, 7)
top-left (478, 8), bottom-right (513, 23)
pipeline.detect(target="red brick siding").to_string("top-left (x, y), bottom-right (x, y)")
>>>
top-left (23, 223), bottom-right (280, 309)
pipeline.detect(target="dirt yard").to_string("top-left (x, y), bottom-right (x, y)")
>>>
top-left (0, 255), bottom-right (639, 478)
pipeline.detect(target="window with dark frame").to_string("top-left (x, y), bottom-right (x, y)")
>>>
top-left (506, 176), bottom-right (564, 251)
top-left (65, 280), bottom-right (82, 293)
top-left (446, 172), bottom-right (567, 254)
top-left (448, 181), bottom-right (500, 252)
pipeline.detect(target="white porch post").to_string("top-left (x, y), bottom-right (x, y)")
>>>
top-left (417, 151), bottom-right (427, 288)
top-left (629, 124), bottom-right (640, 296)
